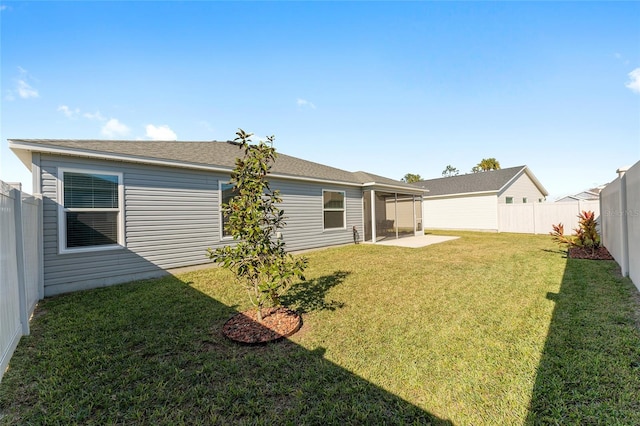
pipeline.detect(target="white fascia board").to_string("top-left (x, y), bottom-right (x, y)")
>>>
top-left (361, 182), bottom-right (429, 194)
top-left (423, 190), bottom-right (497, 199)
top-left (8, 140), bottom-right (361, 188)
top-left (524, 167), bottom-right (549, 196)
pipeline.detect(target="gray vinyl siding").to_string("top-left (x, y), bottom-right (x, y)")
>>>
top-left (39, 154), bottom-right (362, 295)
top-left (272, 181), bottom-right (362, 252)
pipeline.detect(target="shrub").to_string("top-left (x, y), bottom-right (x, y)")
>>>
top-left (207, 129), bottom-right (307, 321)
top-left (574, 210), bottom-right (601, 254)
top-left (550, 210), bottom-right (601, 255)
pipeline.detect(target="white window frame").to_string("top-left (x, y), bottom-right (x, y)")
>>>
top-left (57, 168), bottom-right (124, 254)
top-left (505, 197), bottom-right (514, 204)
top-left (322, 189), bottom-right (346, 231)
top-left (219, 181), bottom-right (235, 240)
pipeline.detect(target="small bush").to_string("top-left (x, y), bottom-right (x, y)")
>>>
top-left (550, 210), bottom-right (601, 255)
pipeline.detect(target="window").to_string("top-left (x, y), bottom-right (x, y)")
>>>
top-left (220, 182), bottom-right (235, 238)
top-left (59, 170), bottom-right (123, 253)
top-left (323, 190), bottom-right (345, 230)
top-left (505, 197), bottom-right (514, 204)
top-left (522, 197), bottom-right (528, 203)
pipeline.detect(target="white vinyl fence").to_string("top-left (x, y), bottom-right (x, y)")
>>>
top-left (601, 161), bottom-right (640, 290)
top-left (1, 181), bottom-right (43, 383)
top-left (498, 200), bottom-right (601, 234)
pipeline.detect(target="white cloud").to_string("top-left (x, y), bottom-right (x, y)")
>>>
top-left (145, 124), bottom-right (177, 140)
top-left (16, 79), bottom-right (38, 99)
top-left (296, 98), bottom-right (316, 109)
top-left (58, 105), bottom-right (80, 118)
top-left (102, 119), bottom-right (130, 138)
top-left (625, 68), bottom-right (640, 94)
top-left (83, 110), bottom-right (106, 121)
top-left (6, 67), bottom-right (39, 100)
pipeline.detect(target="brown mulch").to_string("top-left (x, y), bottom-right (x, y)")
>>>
top-left (568, 246), bottom-right (614, 260)
top-left (222, 307), bottom-right (302, 344)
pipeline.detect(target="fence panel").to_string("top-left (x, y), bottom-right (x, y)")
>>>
top-left (0, 181), bottom-right (42, 382)
top-left (21, 195), bottom-right (43, 313)
top-left (498, 200), bottom-right (600, 234)
top-left (626, 163), bottom-right (640, 287)
top-left (498, 204), bottom-right (535, 233)
top-left (0, 183), bottom-right (23, 381)
top-left (601, 178), bottom-right (624, 271)
top-left (601, 161), bottom-right (640, 289)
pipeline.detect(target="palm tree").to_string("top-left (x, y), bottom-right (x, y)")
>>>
top-left (402, 173), bottom-right (422, 183)
top-left (472, 158), bottom-right (501, 172)
top-left (441, 165), bottom-right (459, 177)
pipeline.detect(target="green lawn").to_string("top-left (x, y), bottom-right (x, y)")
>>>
top-left (1, 231), bottom-right (639, 425)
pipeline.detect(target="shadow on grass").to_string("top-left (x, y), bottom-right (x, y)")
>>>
top-left (0, 275), bottom-right (452, 425)
top-left (540, 248), bottom-right (567, 257)
top-left (280, 270), bottom-right (349, 313)
top-left (526, 259), bottom-right (640, 424)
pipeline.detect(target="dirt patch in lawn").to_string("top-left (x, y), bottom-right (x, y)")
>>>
top-left (568, 246), bottom-right (614, 260)
top-left (222, 307), bottom-right (302, 344)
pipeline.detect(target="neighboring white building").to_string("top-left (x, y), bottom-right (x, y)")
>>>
top-left (413, 166), bottom-right (548, 232)
top-left (555, 185), bottom-right (605, 203)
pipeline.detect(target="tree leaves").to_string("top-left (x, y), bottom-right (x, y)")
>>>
top-left (207, 129), bottom-right (308, 321)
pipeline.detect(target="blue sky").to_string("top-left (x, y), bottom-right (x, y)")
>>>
top-left (1, 1), bottom-right (639, 199)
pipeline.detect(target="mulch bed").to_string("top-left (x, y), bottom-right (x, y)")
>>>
top-left (222, 307), bottom-right (302, 344)
top-left (568, 246), bottom-right (614, 260)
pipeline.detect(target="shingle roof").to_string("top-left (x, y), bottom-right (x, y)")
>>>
top-left (9, 139), bottom-right (423, 192)
top-left (352, 171), bottom-right (412, 186)
top-left (412, 166), bottom-right (539, 196)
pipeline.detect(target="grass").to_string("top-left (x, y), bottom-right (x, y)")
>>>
top-left (1, 231), bottom-right (640, 425)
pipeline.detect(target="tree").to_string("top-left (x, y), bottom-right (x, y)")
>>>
top-left (402, 173), bottom-right (422, 183)
top-left (472, 158), bottom-right (501, 173)
top-left (441, 165), bottom-right (459, 177)
top-left (207, 129), bottom-right (307, 322)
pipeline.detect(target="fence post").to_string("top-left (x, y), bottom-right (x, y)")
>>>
top-left (12, 188), bottom-right (30, 336)
top-left (619, 170), bottom-right (630, 277)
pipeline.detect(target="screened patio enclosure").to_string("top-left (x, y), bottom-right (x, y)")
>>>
top-left (363, 189), bottom-right (423, 243)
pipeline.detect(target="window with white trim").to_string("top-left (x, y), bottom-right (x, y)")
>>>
top-left (323, 190), bottom-right (345, 230)
top-left (220, 182), bottom-right (235, 238)
top-left (505, 197), bottom-right (514, 204)
top-left (59, 170), bottom-right (123, 253)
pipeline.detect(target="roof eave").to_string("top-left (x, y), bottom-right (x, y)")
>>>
top-left (361, 181), bottom-right (429, 194)
top-left (9, 143), bottom-right (33, 170)
top-left (8, 139), bottom-right (363, 188)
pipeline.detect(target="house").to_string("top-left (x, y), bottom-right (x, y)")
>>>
top-left (555, 185), bottom-right (604, 203)
top-left (413, 166), bottom-right (548, 232)
top-left (9, 139), bottom-right (426, 296)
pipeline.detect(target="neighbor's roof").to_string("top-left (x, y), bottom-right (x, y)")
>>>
top-left (9, 139), bottom-right (425, 193)
top-left (412, 166), bottom-right (548, 197)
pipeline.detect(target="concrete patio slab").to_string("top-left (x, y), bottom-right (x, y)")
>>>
top-left (372, 234), bottom-right (459, 248)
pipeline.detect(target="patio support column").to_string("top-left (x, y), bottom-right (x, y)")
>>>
top-left (371, 189), bottom-right (377, 243)
top-left (411, 195), bottom-right (418, 237)
top-left (394, 193), bottom-right (398, 239)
